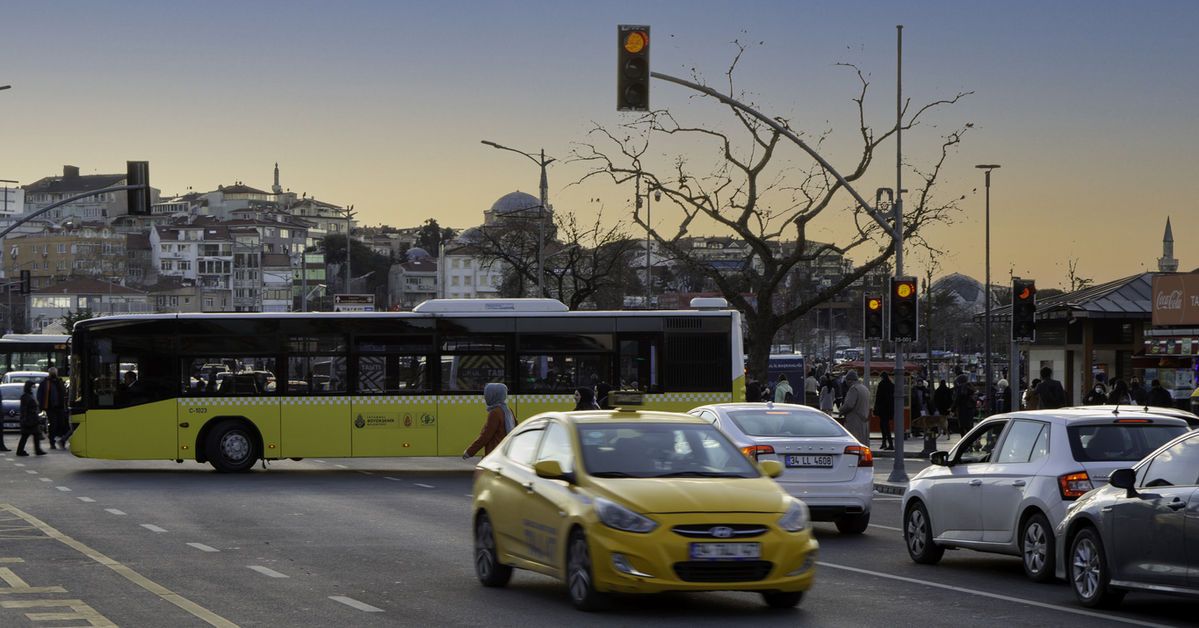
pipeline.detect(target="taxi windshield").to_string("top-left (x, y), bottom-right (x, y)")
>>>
top-left (578, 422), bottom-right (759, 479)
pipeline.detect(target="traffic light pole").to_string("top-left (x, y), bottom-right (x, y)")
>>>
top-left (890, 25), bottom-right (908, 484)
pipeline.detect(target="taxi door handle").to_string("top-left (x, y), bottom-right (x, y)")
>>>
top-left (522, 482), bottom-right (535, 494)
top-left (1011, 480), bottom-right (1026, 487)
top-left (969, 479), bottom-right (982, 486)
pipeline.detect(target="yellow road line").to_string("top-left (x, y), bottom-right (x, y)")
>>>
top-left (0, 504), bottom-right (238, 628)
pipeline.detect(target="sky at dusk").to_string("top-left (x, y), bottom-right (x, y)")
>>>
top-left (2, 0), bottom-right (1197, 289)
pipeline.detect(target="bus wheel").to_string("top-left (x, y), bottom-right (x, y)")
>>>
top-left (207, 421), bottom-right (258, 473)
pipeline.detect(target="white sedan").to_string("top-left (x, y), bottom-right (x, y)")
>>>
top-left (689, 402), bottom-right (874, 533)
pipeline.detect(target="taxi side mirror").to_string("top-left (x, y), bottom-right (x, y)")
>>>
top-left (929, 451), bottom-right (950, 466)
top-left (534, 459), bottom-right (571, 482)
top-left (758, 459), bottom-right (784, 478)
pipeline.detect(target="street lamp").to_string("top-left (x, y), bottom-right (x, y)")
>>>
top-left (481, 140), bottom-right (554, 296)
top-left (976, 164), bottom-right (1000, 415)
top-left (636, 180), bottom-right (661, 309)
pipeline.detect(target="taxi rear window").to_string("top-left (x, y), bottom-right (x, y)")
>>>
top-left (728, 410), bottom-right (844, 437)
top-left (1067, 423), bottom-right (1187, 462)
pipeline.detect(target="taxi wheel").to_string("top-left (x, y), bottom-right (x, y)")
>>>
top-left (1020, 512), bottom-right (1055, 583)
top-left (1070, 527), bottom-right (1125, 608)
top-left (835, 512), bottom-right (870, 535)
top-left (566, 529), bottom-right (607, 611)
top-left (904, 501), bottom-right (944, 565)
top-left (206, 421), bottom-right (258, 473)
top-left (474, 512), bottom-right (512, 587)
top-left (761, 590), bottom-right (804, 608)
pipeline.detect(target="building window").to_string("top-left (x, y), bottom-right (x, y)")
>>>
top-left (161, 260), bottom-right (173, 271)
top-left (57, 244), bottom-right (66, 254)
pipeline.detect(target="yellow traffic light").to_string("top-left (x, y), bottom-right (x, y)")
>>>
top-left (623, 31), bottom-right (648, 54)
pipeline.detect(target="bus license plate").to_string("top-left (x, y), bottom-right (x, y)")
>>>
top-left (785, 455), bottom-right (833, 468)
top-left (690, 542), bottom-right (761, 561)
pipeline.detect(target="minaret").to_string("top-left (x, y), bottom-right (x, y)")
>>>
top-left (272, 162), bottom-right (282, 195)
top-left (1158, 217), bottom-right (1179, 272)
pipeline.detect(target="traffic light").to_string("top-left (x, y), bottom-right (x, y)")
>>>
top-left (864, 294), bottom-right (884, 340)
top-left (1012, 278), bottom-right (1036, 342)
top-left (126, 160), bottom-right (151, 216)
top-left (19, 270), bottom-right (30, 295)
top-left (617, 25), bottom-right (650, 111)
top-left (889, 276), bottom-right (918, 343)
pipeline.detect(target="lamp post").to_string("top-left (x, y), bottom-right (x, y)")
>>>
top-left (976, 164), bottom-right (1000, 415)
top-left (481, 140), bottom-right (554, 296)
top-left (637, 180), bottom-right (661, 309)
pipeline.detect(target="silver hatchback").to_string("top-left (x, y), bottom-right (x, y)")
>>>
top-left (902, 409), bottom-right (1188, 582)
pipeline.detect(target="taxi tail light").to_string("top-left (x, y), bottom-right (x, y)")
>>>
top-left (844, 445), bottom-right (873, 467)
top-left (742, 445), bottom-right (774, 460)
top-left (1059, 471), bottom-right (1093, 500)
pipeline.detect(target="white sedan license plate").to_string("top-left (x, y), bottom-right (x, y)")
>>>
top-left (785, 454), bottom-right (834, 468)
top-left (689, 542), bottom-right (761, 561)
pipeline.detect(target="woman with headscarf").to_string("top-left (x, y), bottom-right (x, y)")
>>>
top-left (574, 387), bottom-right (600, 410)
top-left (462, 383), bottom-right (516, 459)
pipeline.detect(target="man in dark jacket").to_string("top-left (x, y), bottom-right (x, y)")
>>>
top-left (1034, 366), bottom-right (1066, 410)
top-left (1148, 380), bottom-right (1175, 408)
top-left (38, 367), bottom-right (69, 449)
top-left (934, 379), bottom-right (953, 417)
top-left (954, 376), bottom-right (976, 437)
top-left (874, 372), bottom-right (895, 450)
top-left (16, 381), bottom-right (46, 456)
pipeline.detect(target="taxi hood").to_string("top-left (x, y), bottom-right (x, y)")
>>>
top-left (586, 476), bottom-right (790, 515)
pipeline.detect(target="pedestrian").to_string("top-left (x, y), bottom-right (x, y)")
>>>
top-left (818, 374), bottom-right (836, 414)
top-left (745, 378), bottom-right (762, 402)
top-left (16, 381), bottom-right (46, 457)
top-left (995, 379), bottom-right (1010, 414)
top-left (1148, 379), bottom-right (1174, 408)
top-left (874, 372), bottom-right (895, 450)
top-left (573, 386), bottom-right (600, 411)
top-left (934, 379), bottom-right (953, 417)
top-left (804, 369), bottom-right (820, 408)
top-left (1128, 377), bottom-right (1149, 406)
top-left (1083, 383), bottom-right (1107, 406)
top-left (912, 378), bottom-right (932, 420)
top-left (1035, 366), bottom-right (1066, 409)
top-left (1023, 378), bottom-right (1042, 410)
top-left (462, 383), bottom-right (516, 459)
top-left (38, 367), bottom-right (69, 449)
top-left (773, 374), bottom-right (794, 404)
top-left (1106, 379), bottom-right (1132, 405)
top-left (841, 370), bottom-right (871, 446)
top-left (954, 376), bottom-right (976, 437)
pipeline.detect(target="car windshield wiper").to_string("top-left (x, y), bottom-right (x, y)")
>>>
top-left (589, 471), bottom-right (636, 478)
top-left (652, 471), bottom-right (742, 478)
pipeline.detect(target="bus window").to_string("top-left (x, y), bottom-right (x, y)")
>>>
top-left (618, 337), bottom-right (659, 392)
top-left (287, 336), bottom-right (346, 394)
top-left (182, 357), bottom-right (277, 396)
top-left (517, 354), bottom-right (608, 393)
top-left (89, 334), bottom-right (175, 408)
top-left (440, 336), bottom-right (508, 393)
top-left (356, 336), bottom-right (431, 394)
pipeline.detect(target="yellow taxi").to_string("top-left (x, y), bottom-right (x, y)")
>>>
top-left (471, 409), bottom-right (818, 611)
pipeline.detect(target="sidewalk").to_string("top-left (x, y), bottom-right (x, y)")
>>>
top-left (869, 431), bottom-right (962, 496)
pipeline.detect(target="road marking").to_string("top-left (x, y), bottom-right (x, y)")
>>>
top-left (141, 524), bottom-right (167, 533)
top-left (38, 478), bottom-right (52, 482)
top-left (187, 543), bottom-right (219, 553)
top-left (77, 497), bottom-right (95, 503)
top-left (0, 503), bottom-right (237, 627)
top-left (329, 596), bottom-right (383, 612)
top-left (359, 471), bottom-right (373, 476)
top-left (335, 464), bottom-right (348, 469)
top-left (14, 463), bottom-right (24, 467)
top-left (384, 477), bottom-right (402, 482)
top-left (869, 524), bottom-right (903, 532)
top-left (313, 459), bottom-right (325, 463)
top-left (414, 483), bottom-right (434, 489)
top-left (248, 565), bottom-right (288, 578)
top-left (25, 470), bottom-right (37, 474)
top-left (817, 561), bottom-right (1170, 627)
top-left (0, 599), bottom-right (114, 625)
top-left (464, 494), bottom-right (473, 498)
top-left (55, 486), bottom-right (71, 492)
top-left (104, 509), bottom-right (126, 516)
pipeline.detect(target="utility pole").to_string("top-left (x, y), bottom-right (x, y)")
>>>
top-left (890, 25), bottom-right (908, 484)
top-left (342, 204), bottom-right (356, 293)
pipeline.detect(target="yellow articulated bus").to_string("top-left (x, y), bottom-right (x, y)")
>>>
top-left (68, 298), bottom-right (745, 472)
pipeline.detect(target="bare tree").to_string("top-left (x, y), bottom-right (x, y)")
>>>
top-left (472, 210), bottom-right (642, 310)
top-left (1065, 258), bottom-right (1094, 292)
top-left (574, 44), bottom-right (972, 380)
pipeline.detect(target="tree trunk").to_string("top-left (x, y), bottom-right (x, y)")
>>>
top-left (745, 314), bottom-right (775, 387)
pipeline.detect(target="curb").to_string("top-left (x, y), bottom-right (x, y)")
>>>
top-left (872, 449), bottom-right (936, 460)
top-left (873, 482), bottom-right (907, 496)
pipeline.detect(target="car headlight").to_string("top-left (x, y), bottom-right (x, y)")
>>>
top-left (594, 497), bottom-right (657, 533)
top-left (777, 499), bottom-right (809, 532)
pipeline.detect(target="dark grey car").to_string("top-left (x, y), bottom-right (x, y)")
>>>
top-left (1055, 429), bottom-right (1199, 607)
top-left (0, 383), bottom-right (22, 432)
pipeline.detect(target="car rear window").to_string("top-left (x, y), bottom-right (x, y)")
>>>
top-left (728, 410), bottom-right (845, 437)
top-left (1067, 424), bottom-right (1188, 462)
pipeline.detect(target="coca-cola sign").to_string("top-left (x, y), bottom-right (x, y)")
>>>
top-left (1152, 274), bottom-right (1199, 326)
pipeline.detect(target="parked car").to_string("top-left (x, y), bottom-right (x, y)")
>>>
top-left (689, 402), bottom-right (874, 533)
top-left (901, 408), bottom-right (1189, 582)
top-left (1, 383), bottom-right (22, 431)
top-left (1056, 428), bottom-right (1199, 607)
top-left (2, 371), bottom-right (48, 385)
top-left (471, 409), bottom-right (818, 610)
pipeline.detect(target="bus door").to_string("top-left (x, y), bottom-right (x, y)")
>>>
top-left (351, 340), bottom-right (437, 456)
top-left (279, 338), bottom-right (349, 458)
top-left (85, 332), bottom-right (179, 460)
top-left (437, 350), bottom-right (508, 456)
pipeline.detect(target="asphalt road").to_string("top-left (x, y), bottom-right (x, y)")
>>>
top-left (0, 451), bottom-right (1195, 627)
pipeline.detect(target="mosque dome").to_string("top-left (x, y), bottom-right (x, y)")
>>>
top-left (489, 191), bottom-right (541, 215)
top-left (456, 227), bottom-right (483, 244)
top-left (406, 247), bottom-right (432, 261)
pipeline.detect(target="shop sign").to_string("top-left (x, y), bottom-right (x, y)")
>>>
top-left (1152, 274), bottom-right (1199, 326)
